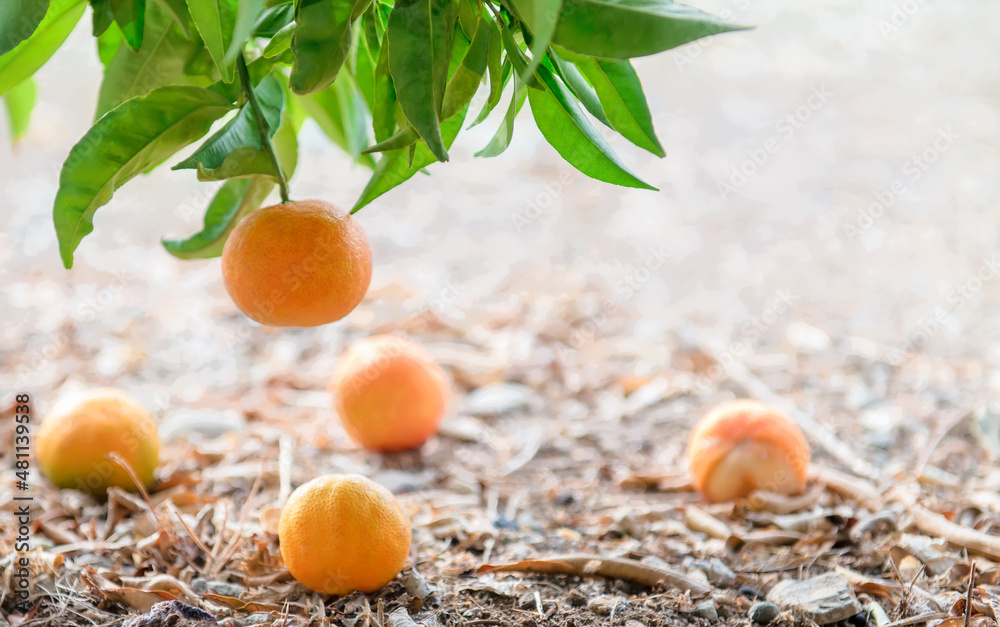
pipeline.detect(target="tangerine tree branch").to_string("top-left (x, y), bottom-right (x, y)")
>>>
top-left (237, 52), bottom-right (290, 203)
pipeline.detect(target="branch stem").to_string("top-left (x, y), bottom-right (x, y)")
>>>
top-left (237, 53), bottom-right (290, 203)
top-left (485, 1), bottom-right (503, 23)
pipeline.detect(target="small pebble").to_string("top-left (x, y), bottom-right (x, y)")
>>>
top-left (740, 585), bottom-right (763, 599)
top-left (566, 589), bottom-right (587, 607)
top-left (516, 592), bottom-right (536, 610)
top-left (123, 602), bottom-right (217, 627)
top-left (625, 621), bottom-right (646, 627)
top-left (696, 599), bottom-right (718, 621)
top-left (587, 596), bottom-right (624, 616)
top-left (847, 612), bottom-right (870, 627)
top-left (766, 572), bottom-right (862, 624)
top-left (686, 557), bottom-right (737, 587)
top-left (554, 493), bottom-right (575, 506)
top-left (750, 602), bottom-right (781, 625)
top-left (191, 578), bottom-right (245, 598)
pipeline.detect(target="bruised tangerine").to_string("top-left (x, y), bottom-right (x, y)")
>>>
top-left (687, 399), bottom-right (810, 502)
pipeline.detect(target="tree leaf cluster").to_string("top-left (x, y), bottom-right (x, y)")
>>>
top-left (0, 0), bottom-right (746, 267)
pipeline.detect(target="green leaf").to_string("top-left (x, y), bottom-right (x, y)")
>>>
top-left (95, 22), bottom-right (123, 67)
top-left (194, 100), bottom-right (300, 182)
top-left (508, 0), bottom-right (560, 80)
top-left (262, 21), bottom-right (294, 57)
top-left (362, 0), bottom-right (388, 54)
top-left (111, 0), bottom-right (146, 50)
top-left (187, 0), bottom-right (238, 82)
top-left (224, 0), bottom-right (264, 64)
top-left (553, 0), bottom-right (747, 59)
top-left (528, 63), bottom-right (654, 189)
top-left (353, 104), bottom-right (468, 212)
top-left (386, 0), bottom-right (457, 162)
top-left (371, 37), bottom-right (395, 142)
top-left (0, 0), bottom-right (50, 56)
top-left (363, 126), bottom-right (417, 154)
top-left (53, 86), bottom-right (233, 267)
top-left (476, 76), bottom-right (524, 157)
top-left (188, 143), bottom-right (296, 181)
top-left (162, 177), bottom-right (273, 258)
top-left (498, 24), bottom-right (540, 90)
top-left (0, 0), bottom-right (86, 96)
top-left (469, 19), bottom-right (506, 127)
top-left (192, 148), bottom-right (278, 180)
top-left (251, 3), bottom-right (293, 35)
top-left (354, 28), bottom-right (376, 109)
top-left (457, 0), bottom-right (479, 39)
top-left (173, 73), bottom-right (284, 175)
top-left (549, 53), bottom-right (608, 126)
top-left (366, 19), bottom-right (484, 156)
top-left (92, 0), bottom-right (115, 35)
top-left (441, 14), bottom-right (489, 120)
top-left (290, 0), bottom-right (371, 95)
top-left (272, 103), bottom-right (300, 177)
top-left (449, 17), bottom-right (472, 73)
top-left (571, 54), bottom-right (663, 156)
top-left (3, 77), bottom-right (36, 140)
top-left (184, 43), bottom-right (220, 79)
top-left (96, 3), bottom-right (205, 118)
top-left (298, 73), bottom-right (375, 168)
top-left (150, 0), bottom-right (190, 36)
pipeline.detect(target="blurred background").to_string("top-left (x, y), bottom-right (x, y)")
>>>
top-left (3, 0), bottom-right (1000, 462)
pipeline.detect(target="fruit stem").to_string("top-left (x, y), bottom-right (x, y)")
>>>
top-left (237, 52), bottom-right (290, 203)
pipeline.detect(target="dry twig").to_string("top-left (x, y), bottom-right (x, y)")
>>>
top-left (963, 562), bottom-right (977, 627)
top-left (881, 613), bottom-right (950, 627)
top-left (478, 555), bottom-right (713, 595)
top-left (909, 505), bottom-right (1000, 561)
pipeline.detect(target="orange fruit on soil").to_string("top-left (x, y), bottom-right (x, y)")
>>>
top-left (330, 334), bottom-right (449, 452)
top-left (221, 200), bottom-right (372, 327)
top-left (686, 399), bottom-right (810, 503)
top-left (278, 474), bottom-right (412, 595)
top-left (36, 388), bottom-right (159, 495)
